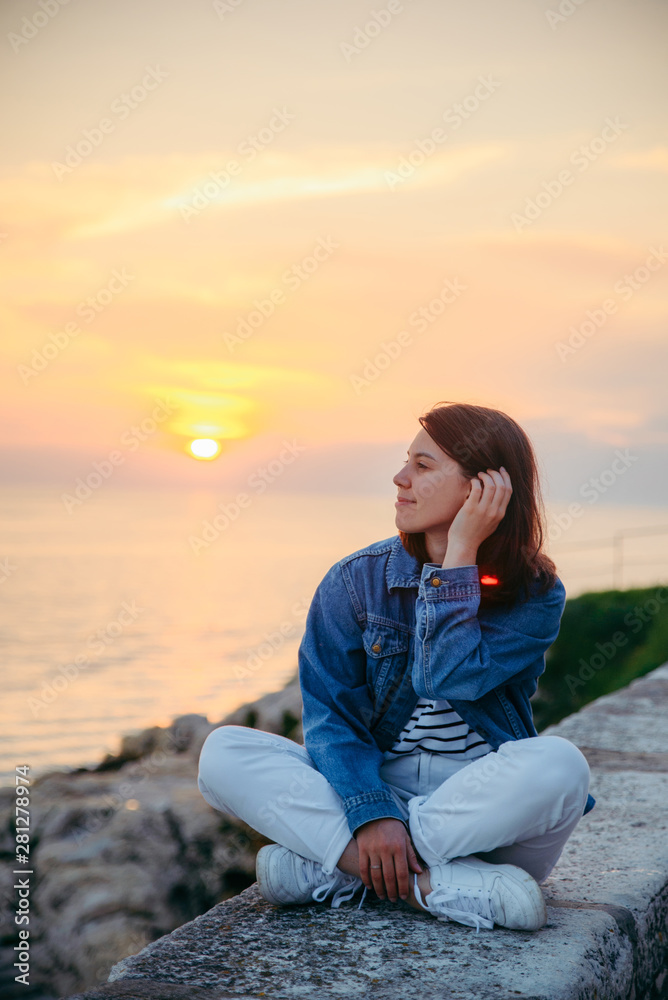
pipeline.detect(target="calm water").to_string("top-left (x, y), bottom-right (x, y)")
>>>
top-left (1, 485), bottom-right (666, 787)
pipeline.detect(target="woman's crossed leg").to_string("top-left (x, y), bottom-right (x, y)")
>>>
top-left (197, 725), bottom-right (590, 897)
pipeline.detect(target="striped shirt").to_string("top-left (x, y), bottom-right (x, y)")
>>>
top-left (385, 698), bottom-right (493, 760)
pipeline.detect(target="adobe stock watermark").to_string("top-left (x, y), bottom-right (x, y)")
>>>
top-left (212, 0), bottom-right (245, 17)
top-left (340, 0), bottom-right (416, 63)
top-left (94, 929), bottom-right (148, 986)
top-left (447, 425), bottom-right (498, 468)
top-left (190, 829), bottom-right (257, 901)
top-left (51, 67), bottom-right (169, 179)
top-left (542, 449), bottom-right (638, 546)
top-left (189, 440), bottom-right (307, 554)
top-left (8, 0), bottom-right (71, 54)
top-left (555, 246), bottom-right (667, 361)
top-left (197, 826), bottom-right (258, 892)
top-left (420, 739), bottom-right (528, 838)
top-left (178, 107), bottom-right (295, 222)
top-left (385, 75), bottom-right (502, 189)
top-left (0, 557), bottom-right (17, 584)
top-left (223, 236), bottom-right (339, 352)
top-left (511, 117), bottom-right (629, 232)
top-left (213, 830), bottom-right (254, 872)
top-left (564, 586), bottom-right (668, 696)
top-left (70, 726), bottom-right (188, 847)
top-left (60, 398), bottom-right (177, 513)
top-left (27, 600), bottom-right (144, 716)
top-left (396, 426), bottom-right (501, 503)
top-left (350, 278), bottom-right (467, 394)
top-left (256, 767), bottom-right (319, 826)
top-left (234, 598), bottom-right (309, 680)
top-left (17, 268), bottom-right (135, 384)
top-left (545, 0), bottom-right (590, 30)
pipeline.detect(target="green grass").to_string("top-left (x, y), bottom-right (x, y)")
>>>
top-left (532, 583), bottom-right (668, 732)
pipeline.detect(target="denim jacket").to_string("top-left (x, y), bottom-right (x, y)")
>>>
top-left (298, 533), bottom-right (596, 838)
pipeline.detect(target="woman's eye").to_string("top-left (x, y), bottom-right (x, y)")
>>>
top-left (403, 460), bottom-right (427, 468)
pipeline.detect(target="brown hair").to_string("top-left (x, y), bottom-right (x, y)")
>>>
top-left (398, 401), bottom-right (558, 608)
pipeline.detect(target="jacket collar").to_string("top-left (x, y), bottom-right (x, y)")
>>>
top-left (385, 534), bottom-right (427, 592)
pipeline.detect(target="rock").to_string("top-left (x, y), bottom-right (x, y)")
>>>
top-left (101, 884), bottom-right (640, 999)
top-left (211, 672), bottom-right (303, 745)
top-left (0, 674), bottom-right (302, 999)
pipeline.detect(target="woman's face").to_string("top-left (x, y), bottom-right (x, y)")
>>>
top-left (393, 427), bottom-right (472, 534)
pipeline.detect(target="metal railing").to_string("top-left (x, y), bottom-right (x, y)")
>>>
top-left (550, 524), bottom-right (668, 589)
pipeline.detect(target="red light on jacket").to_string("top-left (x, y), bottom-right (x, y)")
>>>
top-left (480, 574), bottom-right (499, 585)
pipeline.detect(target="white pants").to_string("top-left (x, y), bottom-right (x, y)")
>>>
top-left (197, 726), bottom-right (591, 885)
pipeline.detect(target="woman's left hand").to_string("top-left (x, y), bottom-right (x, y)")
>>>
top-left (447, 467), bottom-right (513, 553)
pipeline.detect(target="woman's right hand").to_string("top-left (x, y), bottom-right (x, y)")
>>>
top-left (355, 817), bottom-right (423, 902)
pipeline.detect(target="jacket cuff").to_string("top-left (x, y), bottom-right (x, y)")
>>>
top-left (344, 790), bottom-right (406, 837)
top-left (419, 562), bottom-right (481, 599)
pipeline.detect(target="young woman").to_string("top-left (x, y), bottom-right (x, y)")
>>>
top-left (197, 401), bottom-right (595, 933)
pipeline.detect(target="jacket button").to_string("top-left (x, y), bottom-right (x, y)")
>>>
top-left (371, 643), bottom-right (381, 653)
top-left (431, 577), bottom-right (441, 587)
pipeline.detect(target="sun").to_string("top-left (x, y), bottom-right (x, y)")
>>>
top-left (188, 438), bottom-right (221, 460)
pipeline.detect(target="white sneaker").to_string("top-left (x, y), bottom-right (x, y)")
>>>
top-left (413, 854), bottom-right (547, 933)
top-left (256, 844), bottom-right (364, 908)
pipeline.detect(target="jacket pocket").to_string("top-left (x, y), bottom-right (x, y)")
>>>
top-left (362, 622), bottom-right (412, 716)
top-left (494, 686), bottom-right (525, 740)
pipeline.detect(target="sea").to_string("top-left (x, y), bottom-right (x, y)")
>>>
top-left (1, 485), bottom-right (666, 788)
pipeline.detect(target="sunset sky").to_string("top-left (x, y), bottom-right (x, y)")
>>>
top-left (1, 0), bottom-right (666, 504)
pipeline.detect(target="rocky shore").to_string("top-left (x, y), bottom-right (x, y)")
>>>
top-left (6, 662), bottom-right (668, 1000)
top-left (0, 673), bottom-right (303, 1000)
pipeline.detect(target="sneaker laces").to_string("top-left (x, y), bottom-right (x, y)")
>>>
top-left (413, 872), bottom-right (496, 934)
top-left (307, 859), bottom-right (365, 909)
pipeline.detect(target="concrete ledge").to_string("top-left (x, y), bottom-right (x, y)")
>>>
top-left (66, 664), bottom-right (668, 1000)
